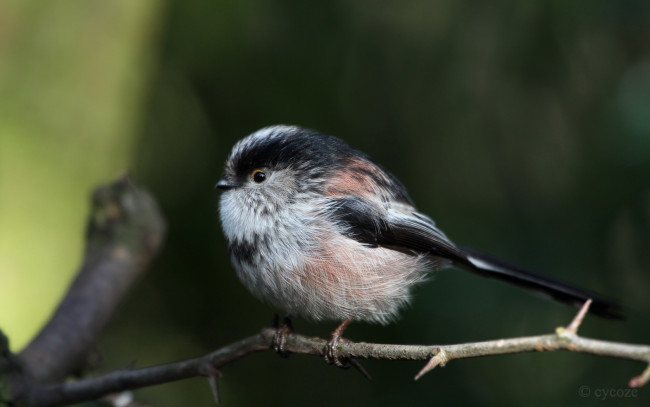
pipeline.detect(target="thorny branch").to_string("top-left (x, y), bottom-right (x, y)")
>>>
top-left (10, 302), bottom-right (650, 407)
top-left (1, 177), bottom-right (648, 407)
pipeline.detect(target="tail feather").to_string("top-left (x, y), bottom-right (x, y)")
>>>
top-left (459, 246), bottom-right (624, 320)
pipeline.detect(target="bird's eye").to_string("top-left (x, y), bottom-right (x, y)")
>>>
top-left (251, 169), bottom-right (267, 183)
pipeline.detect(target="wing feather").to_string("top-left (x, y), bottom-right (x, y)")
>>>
top-left (323, 196), bottom-right (473, 267)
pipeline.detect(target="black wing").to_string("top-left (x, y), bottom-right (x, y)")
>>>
top-left (324, 196), bottom-right (623, 320)
top-left (325, 196), bottom-right (471, 264)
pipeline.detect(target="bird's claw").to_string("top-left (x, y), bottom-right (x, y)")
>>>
top-left (271, 314), bottom-right (293, 358)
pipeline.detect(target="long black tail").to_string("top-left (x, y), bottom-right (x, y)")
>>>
top-left (459, 246), bottom-right (624, 320)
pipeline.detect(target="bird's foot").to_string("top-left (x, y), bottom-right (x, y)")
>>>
top-left (271, 314), bottom-right (294, 358)
top-left (324, 319), bottom-right (372, 380)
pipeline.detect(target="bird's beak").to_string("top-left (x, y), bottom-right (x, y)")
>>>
top-left (215, 177), bottom-right (238, 191)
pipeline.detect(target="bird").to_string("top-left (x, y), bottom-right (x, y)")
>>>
top-left (215, 125), bottom-right (622, 367)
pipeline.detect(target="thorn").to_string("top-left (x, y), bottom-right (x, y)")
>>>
top-left (565, 299), bottom-right (592, 335)
top-left (208, 374), bottom-right (220, 404)
top-left (199, 364), bottom-right (223, 404)
top-left (629, 364), bottom-right (650, 388)
top-left (414, 348), bottom-right (448, 381)
top-left (348, 358), bottom-right (373, 381)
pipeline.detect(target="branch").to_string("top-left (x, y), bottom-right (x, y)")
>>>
top-left (3, 178), bottom-right (647, 406)
top-left (20, 302), bottom-right (650, 406)
top-left (17, 176), bottom-right (166, 384)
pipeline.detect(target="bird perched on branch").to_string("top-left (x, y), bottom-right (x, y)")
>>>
top-left (216, 125), bottom-right (622, 367)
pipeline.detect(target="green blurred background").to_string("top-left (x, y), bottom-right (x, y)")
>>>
top-left (1, 0), bottom-right (649, 406)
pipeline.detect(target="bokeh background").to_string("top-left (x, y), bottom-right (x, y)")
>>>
top-left (2, 1), bottom-right (649, 406)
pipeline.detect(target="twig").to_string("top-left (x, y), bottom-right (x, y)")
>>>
top-left (3, 178), bottom-right (647, 406)
top-left (18, 312), bottom-right (650, 407)
top-left (26, 333), bottom-right (269, 407)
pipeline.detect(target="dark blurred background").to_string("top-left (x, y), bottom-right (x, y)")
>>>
top-left (1, 1), bottom-right (649, 406)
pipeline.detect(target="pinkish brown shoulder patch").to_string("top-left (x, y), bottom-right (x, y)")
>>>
top-left (325, 157), bottom-right (380, 198)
